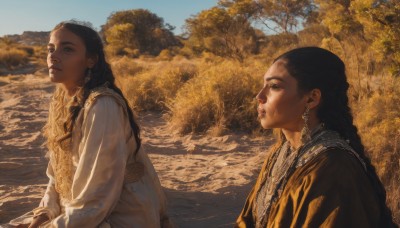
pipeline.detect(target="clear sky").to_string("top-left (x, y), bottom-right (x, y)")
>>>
top-left (0, 0), bottom-right (218, 36)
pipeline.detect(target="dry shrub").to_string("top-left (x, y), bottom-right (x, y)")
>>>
top-left (172, 54), bottom-right (188, 62)
top-left (105, 45), bottom-right (141, 58)
top-left (123, 48), bottom-right (141, 58)
top-left (0, 48), bottom-right (29, 69)
top-left (167, 60), bottom-right (264, 135)
top-left (18, 46), bottom-right (34, 56)
top-left (298, 24), bottom-right (330, 47)
top-left (157, 49), bottom-right (173, 61)
top-left (121, 61), bottom-right (198, 111)
top-left (178, 45), bottom-right (197, 59)
top-left (352, 76), bottom-right (400, 223)
top-left (105, 45), bottom-right (122, 57)
top-left (259, 33), bottom-right (299, 60)
top-left (200, 52), bottom-right (224, 63)
top-left (31, 46), bottom-right (47, 67)
top-left (111, 56), bottom-right (144, 78)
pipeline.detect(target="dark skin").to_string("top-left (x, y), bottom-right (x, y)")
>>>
top-left (256, 59), bottom-right (321, 149)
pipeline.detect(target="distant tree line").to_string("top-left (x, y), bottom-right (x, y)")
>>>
top-left (101, 1), bottom-right (399, 74)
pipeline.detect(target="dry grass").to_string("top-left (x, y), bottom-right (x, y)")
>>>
top-left (113, 59), bottom-right (198, 111)
top-left (352, 76), bottom-right (400, 223)
top-left (110, 56), bottom-right (145, 78)
top-left (0, 48), bottom-right (29, 69)
top-left (0, 39), bottom-right (47, 72)
top-left (167, 60), bottom-right (264, 135)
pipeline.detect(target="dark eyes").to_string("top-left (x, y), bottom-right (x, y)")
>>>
top-left (63, 47), bottom-right (74, 52)
top-left (265, 82), bottom-right (280, 90)
top-left (269, 83), bottom-right (280, 89)
top-left (47, 47), bottom-right (74, 54)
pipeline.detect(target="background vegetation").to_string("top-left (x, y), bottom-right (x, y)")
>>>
top-left (1, 0), bottom-right (398, 224)
top-left (0, 37), bottom-right (47, 75)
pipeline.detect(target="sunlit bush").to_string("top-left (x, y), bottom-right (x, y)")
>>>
top-left (157, 49), bottom-right (173, 61)
top-left (0, 48), bottom-right (29, 69)
top-left (352, 76), bottom-right (400, 219)
top-left (120, 61), bottom-right (198, 111)
top-left (167, 60), bottom-right (263, 134)
top-left (110, 56), bottom-right (144, 78)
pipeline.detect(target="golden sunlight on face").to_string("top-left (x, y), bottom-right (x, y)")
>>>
top-left (47, 28), bottom-right (89, 89)
top-left (256, 59), bottom-right (308, 131)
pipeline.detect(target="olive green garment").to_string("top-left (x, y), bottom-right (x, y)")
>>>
top-left (236, 148), bottom-right (384, 228)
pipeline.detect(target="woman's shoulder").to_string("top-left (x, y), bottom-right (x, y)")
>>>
top-left (84, 85), bottom-right (126, 111)
top-left (275, 148), bottom-right (382, 228)
top-left (309, 148), bottom-right (365, 173)
top-left (291, 148), bottom-right (370, 190)
top-left (85, 85), bottom-right (126, 107)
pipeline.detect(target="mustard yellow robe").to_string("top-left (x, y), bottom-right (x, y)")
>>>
top-left (236, 148), bottom-right (385, 227)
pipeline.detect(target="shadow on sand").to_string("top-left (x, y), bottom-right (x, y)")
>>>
top-left (165, 180), bottom-right (255, 228)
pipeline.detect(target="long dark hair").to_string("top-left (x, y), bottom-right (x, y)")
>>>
top-left (274, 46), bottom-right (396, 227)
top-left (53, 21), bottom-right (141, 153)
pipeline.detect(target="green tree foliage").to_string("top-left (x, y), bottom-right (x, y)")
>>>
top-left (102, 9), bottom-right (180, 56)
top-left (218, 0), bottom-right (259, 19)
top-left (314, 0), bottom-right (363, 36)
top-left (184, 6), bottom-right (258, 61)
top-left (351, 0), bottom-right (400, 75)
top-left (310, 1), bottom-right (365, 80)
top-left (305, 0), bottom-right (400, 75)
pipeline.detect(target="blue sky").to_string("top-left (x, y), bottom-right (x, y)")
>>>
top-left (0, 0), bottom-right (218, 36)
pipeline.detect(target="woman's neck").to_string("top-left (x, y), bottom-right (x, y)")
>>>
top-left (282, 118), bottom-right (321, 150)
top-left (61, 82), bottom-right (80, 97)
top-left (281, 130), bottom-right (302, 150)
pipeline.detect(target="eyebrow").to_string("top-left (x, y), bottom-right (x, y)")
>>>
top-left (265, 76), bottom-right (285, 82)
top-left (47, 41), bottom-right (76, 46)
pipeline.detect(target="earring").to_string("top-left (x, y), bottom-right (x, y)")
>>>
top-left (84, 68), bottom-right (92, 84)
top-left (301, 106), bottom-right (311, 144)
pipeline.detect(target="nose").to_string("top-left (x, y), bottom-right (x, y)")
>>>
top-left (48, 50), bottom-right (60, 63)
top-left (50, 54), bottom-right (59, 63)
top-left (256, 87), bottom-right (267, 104)
top-left (50, 58), bottom-right (58, 64)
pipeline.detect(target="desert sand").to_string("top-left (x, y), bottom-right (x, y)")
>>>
top-left (0, 72), bottom-right (273, 227)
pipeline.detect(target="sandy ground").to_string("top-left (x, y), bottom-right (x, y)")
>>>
top-left (0, 73), bottom-right (273, 227)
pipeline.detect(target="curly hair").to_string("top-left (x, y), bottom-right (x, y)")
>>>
top-left (269, 47), bottom-right (396, 227)
top-left (44, 21), bottom-right (141, 200)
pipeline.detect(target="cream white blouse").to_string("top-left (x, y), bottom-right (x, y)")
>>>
top-left (10, 88), bottom-right (169, 227)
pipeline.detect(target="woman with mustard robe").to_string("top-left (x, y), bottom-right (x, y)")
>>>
top-left (236, 47), bottom-right (397, 228)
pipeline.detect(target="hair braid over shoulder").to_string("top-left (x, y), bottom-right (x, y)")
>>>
top-left (272, 47), bottom-right (396, 227)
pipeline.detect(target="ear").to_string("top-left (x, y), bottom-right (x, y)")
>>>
top-left (306, 88), bottom-right (321, 109)
top-left (86, 55), bottom-right (98, 68)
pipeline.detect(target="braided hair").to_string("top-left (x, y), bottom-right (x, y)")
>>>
top-left (273, 47), bottom-right (396, 227)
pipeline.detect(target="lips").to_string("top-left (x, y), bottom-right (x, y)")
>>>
top-left (49, 65), bottom-right (62, 71)
top-left (257, 107), bottom-right (266, 116)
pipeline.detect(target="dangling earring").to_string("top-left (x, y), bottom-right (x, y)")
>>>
top-left (301, 106), bottom-right (311, 144)
top-left (84, 68), bottom-right (92, 84)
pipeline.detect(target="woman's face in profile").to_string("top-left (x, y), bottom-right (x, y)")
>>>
top-left (256, 59), bottom-right (308, 131)
top-left (47, 28), bottom-right (90, 88)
